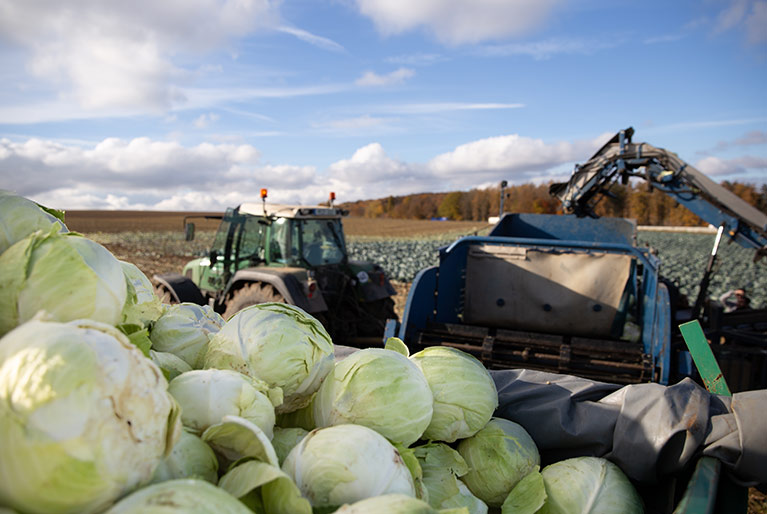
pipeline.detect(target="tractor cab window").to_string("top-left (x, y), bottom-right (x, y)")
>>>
top-left (268, 218), bottom-right (291, 264)
top-left (210, 208), bottom-right (235, 261)
top-left (237, 216), bottom-right (267, 264)
top-left (299, 219), bottom-right (346, 266)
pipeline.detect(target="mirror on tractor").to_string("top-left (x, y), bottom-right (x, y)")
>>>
top-left (185, 222), bottom-right (196, 241)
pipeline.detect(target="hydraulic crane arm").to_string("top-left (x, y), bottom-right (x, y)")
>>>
top-left (550, 127), bottom-right (767, 258)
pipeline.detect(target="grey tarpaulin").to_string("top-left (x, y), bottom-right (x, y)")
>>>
top-left (491, 368), bottom-right (767, 488)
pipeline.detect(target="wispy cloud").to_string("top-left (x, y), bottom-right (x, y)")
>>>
top-left (714, 0), bottom-right (767, 44)
top-left (193, 113), bottom-right (220, 128)
top-left (645, 118), bottom-right (767, 133)
top-left (643, 34), bottom-right (687, 45)
top-left (355, 68), bottom-right (415, 87)
top-left (385, 102), bottom-right (524, 114)
top-left (474, 37), bottom-right (621, 60)
top-left (385, 53), bottom-right (448, 66)
top-left (700, 130), bottom-right (767, 154)
top-left (276, 26), bottom-right (346, 52)
top-left (313, 115), bottom-right (393, 132)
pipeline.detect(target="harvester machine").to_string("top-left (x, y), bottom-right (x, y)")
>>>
top-left (386, 128), bottom-right (766, 389)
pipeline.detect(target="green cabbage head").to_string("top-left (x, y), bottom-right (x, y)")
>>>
top-left (271, 426), bottom-right (309, 466)
top-left (410, 346), bottom-right (498, 442)
top-left (334, 493), bottom-right (457, 513)
top-left (312, 347), bottom-right (433, 446)
top-left (282, 424), bottom-right (416, 510)
top-left (0, 189), bottom-right (67, 254)
top-left (0, 229), bottom-right (127, 336)
top-left (0, 319), bottom-right (181, 514)
top-left (105, 479), bottom-right (251, 514)
top-left (457, 418), bottom-right (540, 508)
top-left (203, 303), bottom-right (334, 413)
top-left (150, 303), bottom-right (225, 369)
top-left (168, 368), bottom-right (280, 440)
top-left (151, 427), bottom-right (219, 485)
top-left (537, 456), bottom-right (643, 514)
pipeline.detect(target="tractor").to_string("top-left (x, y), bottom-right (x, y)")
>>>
top-left (153, 190), bottom-right (397, 345)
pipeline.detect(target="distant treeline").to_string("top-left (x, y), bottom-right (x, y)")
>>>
top-left (340, 181), bottom-right (767, 226)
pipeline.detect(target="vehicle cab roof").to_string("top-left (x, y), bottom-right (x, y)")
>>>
top-left (238, 202), bottom-right (347, 219)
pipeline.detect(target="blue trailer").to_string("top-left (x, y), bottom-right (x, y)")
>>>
top-left (387, 213), bottom-right (679, 384)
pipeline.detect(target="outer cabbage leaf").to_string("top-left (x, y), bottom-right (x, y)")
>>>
top-left (104, 479), bottom-right (251, 513)
top-left (501, 466), bottom-right (546, 514)
top-left (218, 460), bottom-right (311, 514)
top-left (0, 190), bottom-right (68, 254)
top-left (414, 442), bottom-right (487, 514)
top-left (119, 260), bottom-right (165, 328)
top-left (201, 415), bottom-right (280, 469)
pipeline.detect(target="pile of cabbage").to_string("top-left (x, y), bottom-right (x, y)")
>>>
top-left (0, 190), bottom-right (645, 514)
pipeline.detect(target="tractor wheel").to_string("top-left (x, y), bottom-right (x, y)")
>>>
top-left (223, 282), bottom-right (285, 320)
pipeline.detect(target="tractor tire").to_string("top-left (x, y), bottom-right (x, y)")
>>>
top-left (223, 282), bottom-right (286, 320)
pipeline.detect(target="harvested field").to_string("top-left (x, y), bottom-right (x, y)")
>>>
top-left (64, 210), bottom-right (492, 238)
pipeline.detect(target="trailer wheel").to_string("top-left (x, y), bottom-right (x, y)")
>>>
top-left (223, 282), bottom-right (285, 320)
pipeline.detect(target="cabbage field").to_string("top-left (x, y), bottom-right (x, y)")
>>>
top-left (80, 225), bottom-right (765, 310)
top-left (346, 231), bottom-right (766, 309)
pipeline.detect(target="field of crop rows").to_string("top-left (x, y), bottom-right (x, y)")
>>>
top-left (348, 231), bottom-right (765, 309)
top-left (84, 227), bottom-right (765, 310)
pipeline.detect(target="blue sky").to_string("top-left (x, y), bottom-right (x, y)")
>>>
top-left (0, 0), bottom-right (765, 210)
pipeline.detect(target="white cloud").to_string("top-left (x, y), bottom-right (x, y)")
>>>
top-left (314, 115), bottom-right (392, 132)
top-left (355, 68), bottom-right (415, 87)
top-left (9, 131), bottom-right (756, 212)
top-left (194, 113), bottom-right (221, 128)
top-left (385, 53), bottom-right (447, 66)
top-left (385, 102), bottom-right (524, 114)
top-left (276, 26), bottom-right (346, 52)
top-left (476, 37), bottom-right (620, 60)
top-left (714, 0), bottom-right (767, 44)
top-left (352, 0), bottom-right (563, 45)
top-left (695, 155), bottom-right (767, 177)
top-left (0, 0), bottom-right (281, 112)
top-left (328, 143), bottom-right (411, 183)
top-left (426, 133), bottom-right (606, 188)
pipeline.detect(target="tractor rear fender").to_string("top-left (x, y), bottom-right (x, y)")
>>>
top-left (152, 273), bottom-right (207, 305)
top-left (224, 268), bottom-right (328, 314)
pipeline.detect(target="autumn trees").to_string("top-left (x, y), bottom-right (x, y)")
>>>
top-left (342, 181), bottom-right (767, 226)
